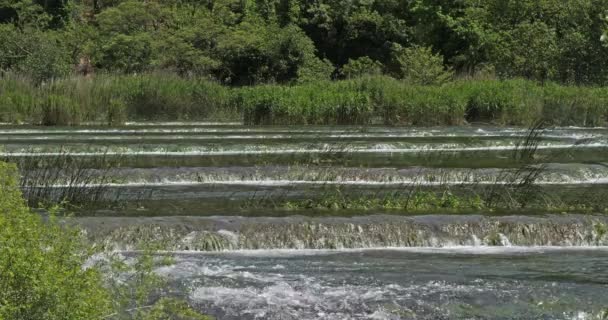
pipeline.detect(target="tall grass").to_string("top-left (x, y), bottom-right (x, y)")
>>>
top-left (237, 76), bottom-right (608, 126)
top-left (0, 73), bottom-right (238, 125)
top-left (1, 73), bottom-right (607, 126)
top-left (5, 151), bottom-right (120, 207)
top-left (238, 81), bottom-right (373, 125)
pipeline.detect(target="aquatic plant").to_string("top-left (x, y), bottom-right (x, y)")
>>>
top-left (39, 94), bottom-right (82, 126)
top-left (3, 149), bottom-right (124, 208)
top-left (0, 73), bottom-right (239, 125)
top-left (2, 73), bottom-right (608, 126)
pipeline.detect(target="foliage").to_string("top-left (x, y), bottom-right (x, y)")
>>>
top-left (0, 24), bottom-right (72, 83)
top-left (340, 56), bottom-right (383, 79)
top-left (0, 161), bottom-right (112, 319)
top-left (3, 0), bottom-right (608, 85)
top-left (0, 161), bottom-right (214, 319)
top-left (603, 11), bottom-right (608, 50)
top-left (492, 22), bottom-right (558, 82)
top-left (2, 74), bottom-right (608, 126)
top-left (395, 46), bottom-right (453, 85)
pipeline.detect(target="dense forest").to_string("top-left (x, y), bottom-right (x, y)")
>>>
top-left (1, 0), bottom-right (608, 85)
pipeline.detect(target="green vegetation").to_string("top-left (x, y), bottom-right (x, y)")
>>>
top-left (0, 161), bottom-right (212, 319)
top-left (0, 161), bottom-right (110, 319)
top-left (1, 0), bottom-right (608, 125)
top-left (281, 190), bottom-right (487, 212)
top-left (2, 0), bottom-right (608, 85)
top-left (243, 185), bottom-right (608, 215)
top-left (0, 73), bottom-right (235, 124)
top-left (2, 75), bottom-right (608, 126)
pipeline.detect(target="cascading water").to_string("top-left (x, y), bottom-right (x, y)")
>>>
top-left (81, 215), bottom-right (608, 251)
top-left (4, 123), bottom-right (608, 320)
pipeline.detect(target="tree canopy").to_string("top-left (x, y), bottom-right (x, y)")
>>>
top-left (1, 0), bottom-right (608, 85)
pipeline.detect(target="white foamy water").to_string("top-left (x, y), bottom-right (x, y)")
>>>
top-left (4, 142), bottom-right (608, 157)
top-left (30, 177), bottom-right (608, 189)
top-left (138, 247), bottom-right (608, 320)
top-left (158, 245), bottom-right (608, 256)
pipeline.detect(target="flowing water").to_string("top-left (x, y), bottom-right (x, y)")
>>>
top-left (3, 123), bottom-right (608, 319)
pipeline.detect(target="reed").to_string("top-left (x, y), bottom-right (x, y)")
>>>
top-left (0, 73), bottom-right (239, 125)
top-left (3, 150), bottom-right (123, 207)
top-left (1, 73), bottom-right (608, 126)
top-left (237, 76), bottom-right (608, 126)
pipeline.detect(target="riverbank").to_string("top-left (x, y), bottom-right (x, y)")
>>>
top-left (2, 74), bottom-right (608, 127)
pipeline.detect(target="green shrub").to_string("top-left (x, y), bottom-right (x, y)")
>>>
top-left (340, 57), bottom-right (384, 79)
top-left (395, 46), bottom-right (453, 85)
top-left (0, 162), bottom-right (112, 319)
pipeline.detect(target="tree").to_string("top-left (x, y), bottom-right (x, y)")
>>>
top-left (91, 0), bottom-right (166, 73)
top-left (395, 45), bottom-right (453, 85)
top-left (0, 24), bottom-right (72, 82)
top-left (492, 22), bottom-right (558, 82)
top-left (602, 10), bottom-right (608, 45)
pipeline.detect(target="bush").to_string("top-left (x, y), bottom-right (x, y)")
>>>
top-left (395, 46), bottom-right (453, 85)
top-left (0, 25), bottom-right (72, 83)
top-left (0, 162), bottom-right (112, 319)
top-left (340, 57), bottom-right (384, 79)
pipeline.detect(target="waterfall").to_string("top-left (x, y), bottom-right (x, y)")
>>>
top-left (81, 215), bottom-right (608, 251)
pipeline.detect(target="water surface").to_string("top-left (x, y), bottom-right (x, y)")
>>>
top-left (156, 248), bottom-right (608, 320)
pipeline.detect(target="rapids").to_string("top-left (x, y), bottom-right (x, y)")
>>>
top-left (3, 123), bottom-right (608, 319)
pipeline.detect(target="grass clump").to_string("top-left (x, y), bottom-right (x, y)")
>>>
top-left (0, 75), bottom-right (40, 123)
top-left (107, 98), bottom-right (128, 126)
top-left (542, 84), bottom-right (608, 127)
top-left (0, 73), bottom-right (238, 124)
top-left (461, 79), bottom-right (544, 125)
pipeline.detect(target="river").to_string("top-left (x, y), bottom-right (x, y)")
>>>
top-left (2, 123), bottom-right (608, 319)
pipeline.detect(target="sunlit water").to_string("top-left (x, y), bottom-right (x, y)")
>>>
top-left (4, 123), bottom-right (608, 319)
top-left (152, 248), bottom-right (608, 320)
